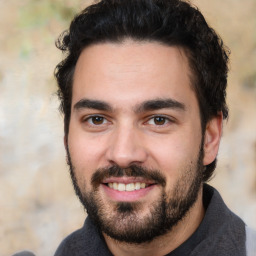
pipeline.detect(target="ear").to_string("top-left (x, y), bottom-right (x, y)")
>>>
top-left (203, 113), bottom-right (223, 166)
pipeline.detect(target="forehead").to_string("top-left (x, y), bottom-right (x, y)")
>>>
top-left (72, 40), bottom-right (197, 110)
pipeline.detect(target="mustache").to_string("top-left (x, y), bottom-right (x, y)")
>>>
top-left (91, 164), bottom-right (166, 188)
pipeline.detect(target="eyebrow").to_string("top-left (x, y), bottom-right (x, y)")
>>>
top-left (135, 98), bottom-right (186, 113)
top-left (73, 98), bottom-right (185, 113)
top-left (73, 99), bottom-right (112, 111)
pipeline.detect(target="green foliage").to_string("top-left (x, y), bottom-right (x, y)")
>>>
top-left (18, 0), bottom-right (78, 29)
top-left (243, 72), bottom-right (256, 90)
top-left (19, 39), bottom-right (33, 59)
top-left (17, 0), bottom-right (82, 59)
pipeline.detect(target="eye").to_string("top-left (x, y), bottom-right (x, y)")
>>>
top-left (147, 116), bottom-right (170, 126)
top-left (85, 115), bottom-right (108, 125)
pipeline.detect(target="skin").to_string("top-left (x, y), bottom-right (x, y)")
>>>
top-left (66, 40), bottom-right (222, 256)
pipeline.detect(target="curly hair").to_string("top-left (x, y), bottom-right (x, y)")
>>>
top-left (55, 0), bottom-right (230, 182)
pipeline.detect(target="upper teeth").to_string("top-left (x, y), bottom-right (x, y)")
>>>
top-left (108, 182), bottom-right (146, 191)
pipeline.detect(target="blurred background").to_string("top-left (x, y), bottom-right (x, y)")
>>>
top-left (0, 0), bottom-right (255, 255)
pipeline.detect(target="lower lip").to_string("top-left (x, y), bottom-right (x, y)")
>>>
top-left (101, 184), bottom-right (156, 202)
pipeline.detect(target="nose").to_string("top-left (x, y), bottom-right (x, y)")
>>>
top-left (105, 126), bottom-right (148, 168)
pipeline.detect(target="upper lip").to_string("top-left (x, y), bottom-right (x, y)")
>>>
top-left (102, 176), bottom-right (156, 185)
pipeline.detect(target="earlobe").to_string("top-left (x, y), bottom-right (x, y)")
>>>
top-left (203, 113), bottom-right (223, 166)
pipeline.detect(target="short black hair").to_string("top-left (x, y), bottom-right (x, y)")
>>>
top-left (55, 0), bottom-right (230, 182)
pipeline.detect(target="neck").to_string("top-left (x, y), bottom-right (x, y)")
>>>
top-left (103, 187), bottom-right (205, 256)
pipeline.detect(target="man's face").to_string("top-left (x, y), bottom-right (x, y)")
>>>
top-left (67, 41), bottom-right (206, 243)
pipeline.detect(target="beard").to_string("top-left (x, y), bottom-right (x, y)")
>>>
top-left (66, 144), bottom-right (204, 244)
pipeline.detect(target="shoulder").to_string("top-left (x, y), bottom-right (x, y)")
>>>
top-left (194, 184), bottom-right (247, 255)
top-left (54, 217), bottom-right (113, 256)
top-left (54, 226), bottom-right (87, 256)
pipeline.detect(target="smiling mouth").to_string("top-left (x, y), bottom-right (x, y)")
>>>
top-left (104, 182), bottom-right (154, 192)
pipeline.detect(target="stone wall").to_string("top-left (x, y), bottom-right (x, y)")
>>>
top-left (0, 0), bottom-right (255, 255)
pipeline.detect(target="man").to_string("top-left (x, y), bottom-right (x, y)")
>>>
top-left (54, 0), bottom-right (255, 255)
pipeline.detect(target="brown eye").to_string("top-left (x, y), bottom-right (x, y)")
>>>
top-left (87, 116), bottom-right (106, 125)
top-left (92, 116), bottom-right (104, 125)
top-left (147, 116), bottom-right (169, 126)
top-left (153, 116), bottom-right (166, 125)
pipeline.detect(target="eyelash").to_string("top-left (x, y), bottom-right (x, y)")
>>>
top-left (146, 115), bottom-right (174, 126)
top-left (82, 115), bottom-right (174, 127)
top-left (83, 115), bottom-right (109, 126)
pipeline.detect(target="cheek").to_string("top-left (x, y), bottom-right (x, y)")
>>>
top-left (147, 133), bottom-right (201, 182)
top-left (67, 129), bottom-right (109, 177)
top-left (67, 142), bottom-right (95, 191)
top-left (69, 125), bottom-right (99, 157)
top-left (151, 134), bottom-right (200, 164)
